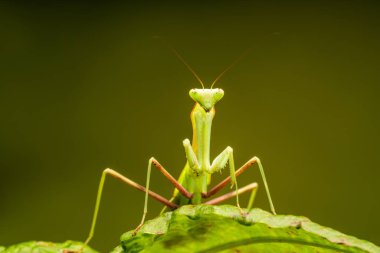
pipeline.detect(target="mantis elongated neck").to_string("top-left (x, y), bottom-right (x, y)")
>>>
top-left (190, 103), bottom-right (215, 171)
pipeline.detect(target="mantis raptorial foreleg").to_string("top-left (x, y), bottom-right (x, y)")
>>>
top-left (85, 157), bottom-right (191, 244)
top-left (183, 139), bottom-right (200, 173)
top-left (183, 139), bottom-right (241, 208)
top-left (209, 146), bottom-right (241, 208)
top-left (205, 156), bottom-right (276, 214)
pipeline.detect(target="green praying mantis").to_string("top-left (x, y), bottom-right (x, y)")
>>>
top-left (84, 50), bottom-right (276, 246)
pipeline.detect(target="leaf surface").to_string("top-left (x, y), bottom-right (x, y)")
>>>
top-left (1, 240), bottom-right (98, 253)
top-left (118, 205), bottom-right (380, 253)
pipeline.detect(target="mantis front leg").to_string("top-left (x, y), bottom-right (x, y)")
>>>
top-left (209, 146), bottom-right (241, 208)
top-left (183, 139), bottom-right (241, 207)
top-left (183, 139), bottom-right (200, 173)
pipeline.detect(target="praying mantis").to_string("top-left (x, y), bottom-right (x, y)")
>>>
top-left (84, 50), bottom-right (276, 246)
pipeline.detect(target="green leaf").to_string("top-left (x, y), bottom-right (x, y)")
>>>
top-left (119, 205), bottom-right (380, 253)
top-left (1, 240), bottom-right (99, 253)
top-left (111, 245), bottom-right (125, 253)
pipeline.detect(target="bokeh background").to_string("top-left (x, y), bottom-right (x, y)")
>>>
top-left (1, 1), bottom-right (379, 252)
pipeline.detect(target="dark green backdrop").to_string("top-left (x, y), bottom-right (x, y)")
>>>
top-left (1, 1), bottom-right (379, 252)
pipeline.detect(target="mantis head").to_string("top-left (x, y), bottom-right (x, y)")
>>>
top-left (189, 88), bottom-right (224, 111)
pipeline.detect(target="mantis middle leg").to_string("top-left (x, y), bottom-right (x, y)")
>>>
top-left (133, 157), bottom-right (192, 234)
top-left (204, 156), bottom-right (276, 214)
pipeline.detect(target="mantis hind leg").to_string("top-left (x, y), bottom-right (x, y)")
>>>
top-left (132, 158), bottom-right (153, 235)
top-left (84, 163), bottom-right (177, 245)
top-left (204, 182), bottom-right (258, 206)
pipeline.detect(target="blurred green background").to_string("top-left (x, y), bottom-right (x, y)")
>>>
top-left (1, 1), bottom-right (379, 252)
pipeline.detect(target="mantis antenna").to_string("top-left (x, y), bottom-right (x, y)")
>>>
top-left (152, 36), bottom-right (205, 88)
top-left (156, 35), bottom-right (251, 89)
top-left (171, 48), bottom-right (205, 89)
top-left (210, 48), bottom-right (252, 88)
